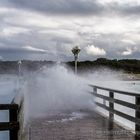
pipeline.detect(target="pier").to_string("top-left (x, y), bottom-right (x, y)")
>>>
top-left (0, 85), bottom-right (140, 140)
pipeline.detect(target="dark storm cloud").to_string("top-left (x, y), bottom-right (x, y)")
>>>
top-left (0, 0), bottom-right (140, 60)
top-left (0, 47), bottom-right (46, 54)
top-left (9, 0), bottom-right (104, 16)
top-left (6, 0), bottom-right (140, 17)
top-left (109, 2), bottom-right (140, 16)
top-left (0, 46), bottom-right (49, 60)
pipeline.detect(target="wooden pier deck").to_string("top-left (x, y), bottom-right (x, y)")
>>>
top-left (1, 84), bottom-right (139, 140)
top-left (28, 110), bottom-right (136, 140)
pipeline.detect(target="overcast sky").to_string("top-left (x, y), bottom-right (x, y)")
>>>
top-left (0, 0), bottom-right (140, 61)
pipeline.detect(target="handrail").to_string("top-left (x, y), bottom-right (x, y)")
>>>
top-left (89, 84), bottom-right (140, 135)
top-left (89, 84), bottom-right (140, 97)
top-left (90, 91), bottom-right (139, 111)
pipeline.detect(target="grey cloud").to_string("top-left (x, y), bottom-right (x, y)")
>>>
top-left (0, 46), bottom-right (49, 60)
top-left (6, 0), bottom-right (140, 17)
top-left (9, 0), bottom-right (104, 16)
top-left (80, 33), bottom-right (140, 59)
top-left (0, 47), bottom-right (46, 54)
top-left (0, 0), bottom-right (140, 60)
top-left (0, 27), bottom-right (73, 60)
top-left (0, 46), bottom-right (69, 61)
top-left (108, 2), bottom-right (140, 16)
top-left (0, 0), bottom-right (10, 6)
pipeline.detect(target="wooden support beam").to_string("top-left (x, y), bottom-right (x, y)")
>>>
top-left (9, 105), bottom-right (19, 140)
top-left (135, 97), bottom-right (140, 137)
top-left (109, 91), bottom-right (114, 121)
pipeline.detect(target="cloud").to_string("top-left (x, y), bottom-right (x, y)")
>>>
top-left (10, 0), bottom-right (103, 16)
top-left (121, 46), bottom-right (139, 56)
top-left (0, 46), bottom-right (48, 54)
top-left (99, 0), bottom-right (140, 16)
top-left (121, 39), bottom-right (136, 45)
top-left (0, 45), bottom-right (50, 60)
top-left (0, 55), bottom-right (3, 60)
top-left (122, 48), bottom-right (132, 56)
top-left (6, 0), bottom-right (140, 17)
top-left (114, 4), bottom-right (140, 16)
top-left (85, 45), bottom-right (106, 56)
top-left (0, 26), bottom-right (30, 37)
top-left (22, 46), bottom-right (48, 53)
top-left (0, 0), bottom-right (140, 60)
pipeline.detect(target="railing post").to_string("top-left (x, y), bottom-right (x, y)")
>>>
top-left (109, 91), bottom-right (114, 121)
top-left (135, 96), bottom-right (140, 136)
top-left (93, 87), bottom-right (97, 94)
top-left (9, 106), bottom-right (18, 140)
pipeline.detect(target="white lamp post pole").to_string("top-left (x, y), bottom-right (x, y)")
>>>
top-left (18, 60), bottom-right (22, 77)
top-left (74, 54), bottom-right (78, 74)
top-left (17, 60), bottom-right (22, 91)
top-left (71, 46), bottom-right (81, 74)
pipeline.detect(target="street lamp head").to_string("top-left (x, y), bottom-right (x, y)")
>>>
top-left (71, 46), bottom-right (80, 74)
top-left (71, 46), bottom-right (81, 56)
top-left (18, 60), bottom-right (22, 64)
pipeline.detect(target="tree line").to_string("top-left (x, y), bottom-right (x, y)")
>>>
top-left (0, 58), bottom-right (140, 74)
top-left (67, 58), bottom-right (140, 74)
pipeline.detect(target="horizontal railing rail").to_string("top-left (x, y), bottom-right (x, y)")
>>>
top-left (0, 122), bottom-right (19, 131)
top-left (90, 91), bottom-right (140, 111)
top-left (89, 84), bottom-right (140, 133)
top-left (0, 104), bottom-right (19, 110)
top-left (89, 84), bottom-right (140, 97)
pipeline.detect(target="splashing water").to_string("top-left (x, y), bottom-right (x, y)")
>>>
top-left (22, 64), bottom-right (95, 123)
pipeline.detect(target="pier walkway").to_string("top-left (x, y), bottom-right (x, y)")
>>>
top-left (1, 84), bottom-right (140, 140)
top-left (26, 84), bottom-right (140, 140)
top-left (28, 110), bottom-right (135, 140)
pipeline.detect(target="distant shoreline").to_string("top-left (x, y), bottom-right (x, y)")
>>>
top-left (121, 74), bottom-right (140, 81)
top-left (0, 58), bottom-right (140, 75)
top-left (123, 79), bottom-right (140, 81)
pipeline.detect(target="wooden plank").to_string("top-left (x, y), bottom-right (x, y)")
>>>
top-left (0, 122), bottom-right (19, 131)
top-left (30, 111), bottom-right (136, 140)
top-left (109, 91), bottom-right (114, 120)
top-left (0, 104), bottom-right (18, 110)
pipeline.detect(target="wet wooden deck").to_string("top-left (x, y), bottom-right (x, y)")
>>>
top-left (27, 110), bottom-right (136, 140)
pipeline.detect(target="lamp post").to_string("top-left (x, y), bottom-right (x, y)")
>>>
top-left (71, 46), bottom-right (81, 74)
top-left (16, 60), bottom-right (22, 92)
top-left (18, 60), bottom-right (22, 77)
